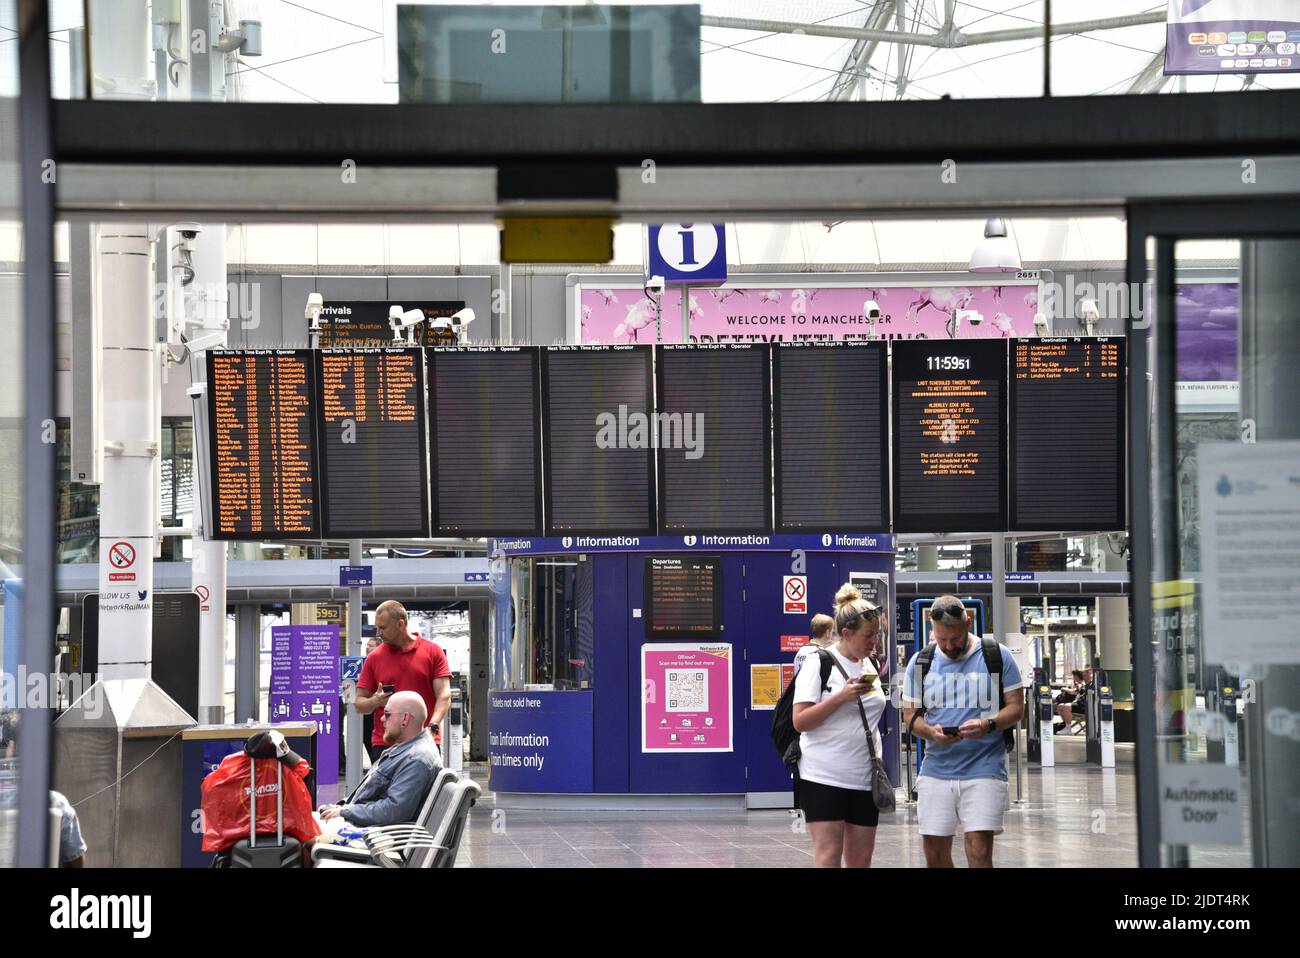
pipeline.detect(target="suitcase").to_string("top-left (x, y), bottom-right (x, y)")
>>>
top-left (230, 758), bottom-right (303, 868)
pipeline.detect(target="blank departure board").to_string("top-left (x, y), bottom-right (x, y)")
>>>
top-left (315, 348), bottom-right (431, 538)
top-left (656, 345), bottom-right (772, 534)
top-left (428, 347), bottom-right (543, 535)
top-left (891, 339), bottom-right (1007, 533)
top-left (645, 555), bottom-right (721, 638)
top-left (1010, 337), bottom-right (1126, 531)
top-left (207, 350), bottom-right (319, 539)
top-left (773, 342), bottom-right (889, 531)
top-left (542, 345), bottom-right (656, 535)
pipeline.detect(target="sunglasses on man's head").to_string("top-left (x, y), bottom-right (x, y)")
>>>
top-left (929, 603), bottom-right (966, 623)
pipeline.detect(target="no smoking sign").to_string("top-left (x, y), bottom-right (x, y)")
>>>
top-left (108, 541), bottom-right (137, 582)
top-left (783, 575), bottom-right (807, 614)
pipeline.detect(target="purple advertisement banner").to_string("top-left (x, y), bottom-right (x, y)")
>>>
top-left (1165, 1), bottom-right (1300, 75)
top-left (1177, 282), bottom-right (1239, 381)
top-left (269, 625), bottom-right (340, 787)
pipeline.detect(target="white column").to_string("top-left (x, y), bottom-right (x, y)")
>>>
top-left (1098, 540), bottom-right (1130, 679)
top-left (190, 226), bottom-right (229, 724)
top-left (96, 224), bottom-right (157, 681)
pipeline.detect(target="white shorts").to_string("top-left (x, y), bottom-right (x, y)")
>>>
top-left (916, 776), bottom-right (1009, 837)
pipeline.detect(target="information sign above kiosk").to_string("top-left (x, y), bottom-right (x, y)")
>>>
top-left (646, 224), bottom-right (727, 286)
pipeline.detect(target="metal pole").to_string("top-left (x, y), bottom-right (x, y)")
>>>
top-left (680, 286), bottom-right (691, 343)
top-left (991, 532), bottom-right (1017, 801)
top-left (345, 539), bottom-right (364, 793)
top-left (14, 0), bottom-right (58, 869)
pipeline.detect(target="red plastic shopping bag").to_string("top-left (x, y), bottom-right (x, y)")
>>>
top-left (200, 752), bottom-right (321, 852)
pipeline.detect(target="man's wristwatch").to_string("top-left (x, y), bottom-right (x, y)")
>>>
top-left (984, 718), bottom-right (997, 733)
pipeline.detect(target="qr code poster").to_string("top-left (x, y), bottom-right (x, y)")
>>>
top-left (666, 670), bottom-right (709, 712)
top-left (641, 643), bottom-right (733, 753)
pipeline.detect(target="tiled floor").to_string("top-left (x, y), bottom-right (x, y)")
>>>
top-left (455, 742), bottom-right (1167, 868)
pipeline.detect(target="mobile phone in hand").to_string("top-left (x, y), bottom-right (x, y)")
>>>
top-left (381, 684), bottom-right (396, 694)
top-left (941, 726), bottom-right (961, 737)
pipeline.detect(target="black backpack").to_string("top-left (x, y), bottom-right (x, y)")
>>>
top-left (913, 637), bottom-right (1015, 752)
top-left (770, 648), bottom-right (835, 769)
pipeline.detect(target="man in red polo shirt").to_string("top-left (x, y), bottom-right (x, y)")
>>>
top-left (354, 600), bottom-right (452, 763)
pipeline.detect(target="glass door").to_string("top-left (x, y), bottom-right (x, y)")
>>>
top-left (1129, 201), bottom-right (1300, 867)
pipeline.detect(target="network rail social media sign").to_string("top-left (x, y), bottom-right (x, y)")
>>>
top-left (646, 224), bottom-right (727, 286)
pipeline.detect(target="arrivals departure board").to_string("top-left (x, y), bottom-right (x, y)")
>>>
top-left (656, 345), bottom-right (772, 534)
top-left (317, 301), bottom-right (466, 347)
top-left (1010, 337), bottom-right (1126, 531)
top-left (772, 342), bottom-right (889, 531)
top-left (428, 347), bottom-right (543, 535)
top-left (542, 345), bottom-right (656, 535)
top-left (314, 348), bottom-right (431, 538)
top-left (891, 339), bottom-right (1007, 533)
top-left (207, 349), bottom-right (319, 539)
top-left (645, 555), bottom-right (721, 638)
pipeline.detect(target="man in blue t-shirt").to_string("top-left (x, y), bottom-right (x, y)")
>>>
top-left (902, 595), bottom-right (1024, 868)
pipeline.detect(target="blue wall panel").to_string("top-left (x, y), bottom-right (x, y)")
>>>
top-left (592, 554), bottom-right (630, 792)
top-left (627, 553), bottom-right (748, 793)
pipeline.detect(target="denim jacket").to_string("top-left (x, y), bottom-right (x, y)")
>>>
top-left (341, 731), bottom-right (441, 827)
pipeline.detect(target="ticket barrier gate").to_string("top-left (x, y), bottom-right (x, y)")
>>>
top-left (1085, 670), bottom-right (1115, 768)
top-left (1204, 671), bottom-right (1241, 767)
top-left (1026, 667), bottom-right (1055, 767)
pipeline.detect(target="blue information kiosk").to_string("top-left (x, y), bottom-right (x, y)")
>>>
top-left (486, 533), bottom-right (896, 808)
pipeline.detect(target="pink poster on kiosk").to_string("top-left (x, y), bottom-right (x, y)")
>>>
top-left (641, 643), bottom-right (733, 753)
top-left (579, 284), bottom-right (1040, 344)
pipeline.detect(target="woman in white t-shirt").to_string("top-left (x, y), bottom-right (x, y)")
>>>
top-left (792, 583), bottom-right (887, 867)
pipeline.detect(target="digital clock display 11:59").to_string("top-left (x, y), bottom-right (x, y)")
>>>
top-left (891, 339), bottom-right (1009, 533)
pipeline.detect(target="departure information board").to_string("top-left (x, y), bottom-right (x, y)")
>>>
top-left (314, 348), bottom-right (431, 538)
top-left (542, 345), bottom-right (656, 535)
top-left (428, 347), bottom-right (542, 535)
top-left (645, 555), bottom-right (721, 638)
top-left (1010, 337), bottom-right (1126, 531)
top-left (207, 349), bottom-right (319, 539)
top-left (656, 345), bottom-right (771, 533)
top-left (317, 301), bottom-right (465, 347)
top-left (773, 342), bottom-right (889, 531)
top-left (892, 339), bottom-right (1007, 533)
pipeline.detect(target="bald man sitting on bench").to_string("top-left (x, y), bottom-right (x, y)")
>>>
top-left (319, 691), bottom-right (442, 828)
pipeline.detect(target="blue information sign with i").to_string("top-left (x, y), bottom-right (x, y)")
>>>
top-left (646, 224), bottom-right (727, 285)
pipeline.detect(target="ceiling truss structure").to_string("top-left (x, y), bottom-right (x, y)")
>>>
top-left (699, 2), bottom-right (1172, 102)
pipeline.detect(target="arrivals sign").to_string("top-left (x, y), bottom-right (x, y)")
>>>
top-left (1165, 1), bottom-right (1300, 75)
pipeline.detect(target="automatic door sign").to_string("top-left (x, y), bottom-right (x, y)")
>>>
top-left (108, 541), bottom-right (137, 582)
top-left (784, 575), bottom-right (807, 614)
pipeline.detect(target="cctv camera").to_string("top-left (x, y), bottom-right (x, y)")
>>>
top-left (175, 222), bottom-right (202, 240)
top-left (1033, 313), bottom-right (1051, 336)
top-left (864, 300), bottom-right (881, 320)
top-left (645, 275), bottom-right (666, 295)
top-left (449, 307), bottom-right (475, 327)
top-left (305, 292), bottom-right (324, 325)
top-left (1080, 299), bottom-right (1100, 322)
top-left (958, 309), bottom-right (984, 326)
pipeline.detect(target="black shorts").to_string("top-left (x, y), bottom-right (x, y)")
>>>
top-left (798, 778), bottom-right (880, 827)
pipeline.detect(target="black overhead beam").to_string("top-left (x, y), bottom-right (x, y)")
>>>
top-left (52, 91), bottom-right (1300, 168)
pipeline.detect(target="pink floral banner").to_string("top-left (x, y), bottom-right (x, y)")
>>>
top-left (579, 283), bottom-right (1040, 344)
